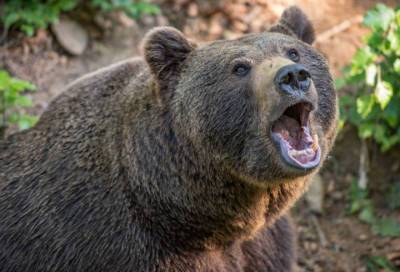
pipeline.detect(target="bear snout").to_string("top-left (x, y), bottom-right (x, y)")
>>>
top-left (274, 64), bottom-right (311, 95)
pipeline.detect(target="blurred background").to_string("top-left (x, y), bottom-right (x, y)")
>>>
top-left (1, 0), bottom-right (400, 271)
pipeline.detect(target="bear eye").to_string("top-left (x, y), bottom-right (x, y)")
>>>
top-left (287, 49), bottom-right (300, 62)
top-left (232, 63), bottom-right (251, 77)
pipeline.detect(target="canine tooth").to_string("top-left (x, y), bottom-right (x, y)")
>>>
top-left (312, 134), bottom-right (319, 150)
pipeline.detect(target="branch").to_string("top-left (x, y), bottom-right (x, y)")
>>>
top-left (315, 15), bottom-right (363, 43)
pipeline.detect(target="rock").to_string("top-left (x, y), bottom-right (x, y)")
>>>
top-left (51, 18), bottom-right (88, 56)
top-left (156, 15), bottom-right (169, 26)
top-left (305, 174), bottom-right (324, 214)
top-left (358, 234), bottom-right (367, 241)
top-left (188, 3), bottom-right (199, 17)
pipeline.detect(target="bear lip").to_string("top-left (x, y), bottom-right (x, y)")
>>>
top-left (271, 102), bottom-right (321, 170)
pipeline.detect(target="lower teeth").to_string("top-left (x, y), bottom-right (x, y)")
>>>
top-left (290, 148), bottom-right (314, 157)
top-left (311, 134), bottom-right (319, 151)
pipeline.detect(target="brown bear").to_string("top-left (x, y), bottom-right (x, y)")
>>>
top-left (0, 6), bottom-right (337, 272)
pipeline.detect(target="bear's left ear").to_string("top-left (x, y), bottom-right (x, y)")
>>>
top-left (269, 6), bottom-right (315, 44)
top-left (143, 27), bottom-right (195, 86)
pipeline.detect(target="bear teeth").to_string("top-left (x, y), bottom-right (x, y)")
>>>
top-left (311, 134), bottom-right (319, 151)
top-left (289, 148), bottom-right (315, 157)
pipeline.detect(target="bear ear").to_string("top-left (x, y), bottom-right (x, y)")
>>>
top-left (269, 6), bottom-right (315, 44)
top-left (143, 27), bottom-right (195, 84)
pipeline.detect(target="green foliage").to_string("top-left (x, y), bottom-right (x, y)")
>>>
top-left (2, 0), bottom-right (159, 37)
top-left (367, 256), bottom-right (399, 272)
top-left (349, 180), bottom-right (400, 237)
top-left (386, 182), bottom-right (400, 210)
top-left (0, 70), bottom-right (37, 138)
top-left (91, 0), bottom-right (159, 19)
top-left (2, 0), bottom-right (78, 36)
top-left (339, 4), bottom-right (400, 151)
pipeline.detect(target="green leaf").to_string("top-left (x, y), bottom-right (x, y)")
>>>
top-left (9, 78), bottom-right (36, 92)
top-left (387, 28), bottom-right (400, 51)
top-left (21, 24), bottom-right (34, 36)
top-left (359, 207), bottom-right (375, 224)
top-left (337, 118), bottom-right (345, 131)
top-left (0, 71), bottom-right (11, 90)
top-left (15, 96), bottom-right (33, 107)
top-left (3, 13), bottom-right (19, 29)
top-left (393, 59), bottom-right (400, 73)
top-left (364, 4), bottom-right (395, 31)
top-left (372, 217), bottom-right (400, 236)
top-left (359, 123), bottom-right (374, 138)
top-left (367, 256), bottom-right (397, 272)
top-left (335, 77), bottom-right (347, 89)
top-left (381, 134), bottom-right (400, 152)
top-left (7, 112), bottom-right (19, 123)
top-left (17, 114), bottom-right (38, 130)
top-left (4, 88), bottom-right (18, 105)
top-left (352, 47), bottom-right (374, 68)
top-left (356, 95), bottom-right (375, 118)
top-left (372, 124), bottom-right (387, 144)
top-left (383, 101), bottom-right (399, 128)
top-left (365, 64), bottom-right (377, 86)
top-left (387, 182), bottom-right (400, 210)
top-left (374, 80), bottom-right (393, 109)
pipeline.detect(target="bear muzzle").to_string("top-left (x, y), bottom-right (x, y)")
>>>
top-left (253, 57), bottom-right (321, 170)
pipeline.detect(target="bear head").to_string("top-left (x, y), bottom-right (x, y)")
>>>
top-left (142, 6), bottom-right (337, 187)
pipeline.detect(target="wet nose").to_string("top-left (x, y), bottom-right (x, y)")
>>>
top-left (275, 64), bottom-right (311, 94)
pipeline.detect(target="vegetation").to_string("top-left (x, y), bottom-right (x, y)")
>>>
top-left (349, 180), bottom-right (400, 237)
top-left (0, 70), bottom-right (37, 139)
top-left (91, 0), bottom-right (159, 19)
top-left (367, 255), bottom-right (399, 272)
top-left (339, 6), bottom-right (400, 270)
top-left (339, 4), bottom-right (400, 152)
top-left (1, 0), bottom-right (159, 37)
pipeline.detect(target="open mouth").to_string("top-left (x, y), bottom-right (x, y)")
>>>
top-left (271, 102), bottom-right (321, 169)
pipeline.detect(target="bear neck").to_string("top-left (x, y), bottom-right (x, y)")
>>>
top-left (125, 111), bottom-right (305, 253)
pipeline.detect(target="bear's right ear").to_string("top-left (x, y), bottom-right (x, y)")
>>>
top-left (269, 6), bottom-right (315, 44)
top-left (143, 27), bottom-right (195, 87)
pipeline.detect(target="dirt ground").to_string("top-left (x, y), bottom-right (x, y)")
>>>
top-left (1, 0), bottom-right (400, 271)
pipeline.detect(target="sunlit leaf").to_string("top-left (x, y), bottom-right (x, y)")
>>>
top-left (365, 64), bottom-right (377, 86)
top-left (387, 27), bottom-right (400, 50)
top-left (352, 47), bottom-right (374, 68)
top-left (393, 59), bottom-right (400, 73)
top-left (359, 123), bottom-right (374, 138)
top-left (374, 80), bottom-right (393, 109)
top-left (9, 78), bottom-right (36, 92)
top-left (356, 95), bottom-right (375, 118)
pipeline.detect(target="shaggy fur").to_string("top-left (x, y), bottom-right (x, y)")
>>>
top-left (0, 6), bottom-right (337, 272)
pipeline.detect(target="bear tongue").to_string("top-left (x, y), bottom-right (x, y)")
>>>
top-left (272, 115), bottom-right (315, 150)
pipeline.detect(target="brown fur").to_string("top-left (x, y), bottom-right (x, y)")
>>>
top-left (0, 6), bottom-right (337, 272)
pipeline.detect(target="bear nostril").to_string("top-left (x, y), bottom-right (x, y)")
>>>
top-left (298, 70), bottom-right (310, 82)
top-left (275, 64), bottom-right (311, 94)
top-left (281, 73), bottom-right (292, 85)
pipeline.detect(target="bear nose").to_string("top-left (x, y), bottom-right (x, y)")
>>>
top-left (275, 64), bottom-right (311, 94)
